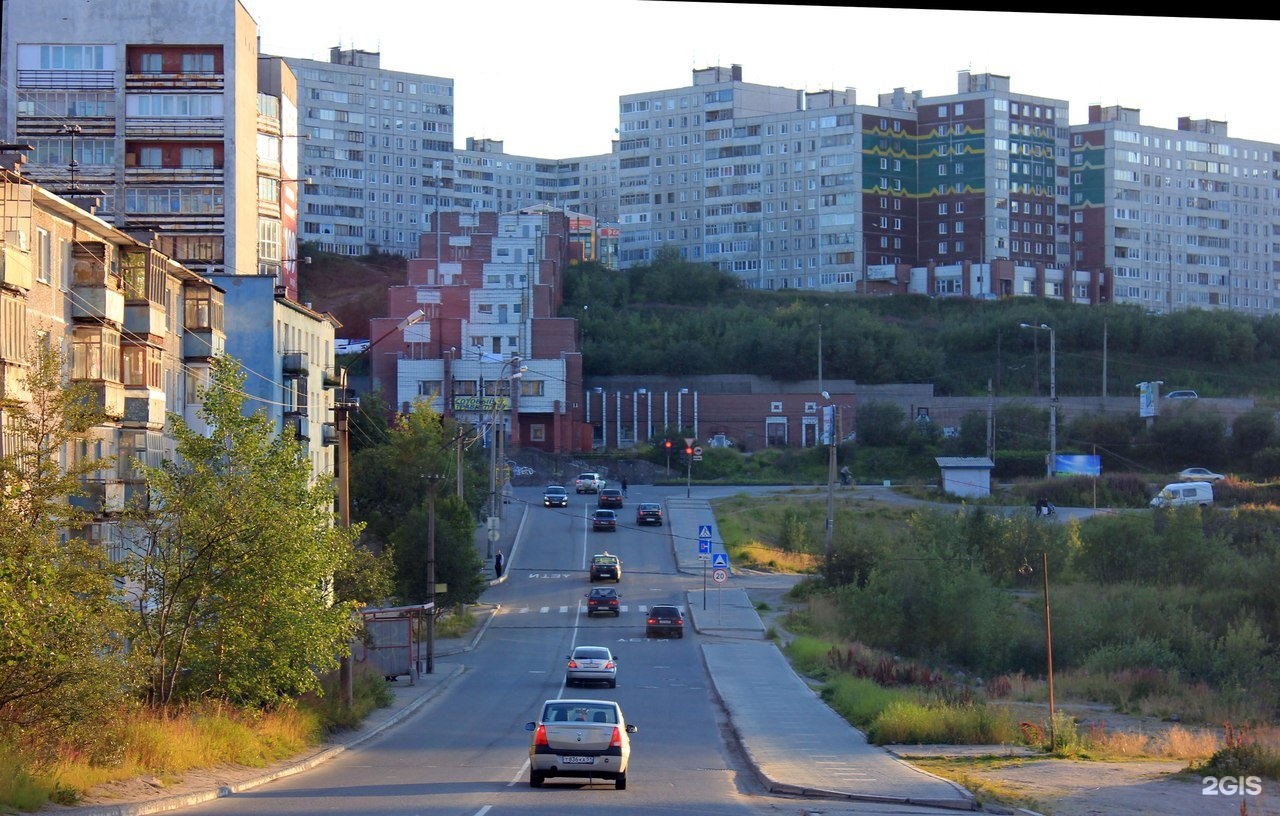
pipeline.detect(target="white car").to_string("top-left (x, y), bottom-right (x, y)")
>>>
top-left (526, 698), bottom-right (636, 789)
top-left (565, 645), bottom-right (618, 688)
top-left (575, 472), bottom-right (606, 493)
top-left (1178, 467), bottom-right (1225, 483)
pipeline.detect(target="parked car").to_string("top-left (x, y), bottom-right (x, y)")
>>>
top-left (1178, 467), bottom-right (1224, 483)
top-left (543, 485), bottom-right (569, 507)
top-left (565, 645), bottom-right (618, 687)
top-left (586, 586), bottom-right (621, 616)
top-left (1151, 480), bottom-right (1214, 508)
top-left (635, 502), bottom-right (663, 526)
top-left (597, 488), bottom-right (624, 509)
top-left (1165, 390), bottom-right (1199, 399)
top-left (526, 698), bottom-right (636, 789)
top-left (645, 604), bottom-right (684, 638)
top-left (591, 510), bottom-right (618, 533)
top-left (590, 551), bottom-right (621, 580)
top-left (575, 472), bottom-right (606, 493)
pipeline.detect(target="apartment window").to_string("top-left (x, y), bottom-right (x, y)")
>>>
top-left (72, 326), bottom-right (121, 381)
top-left (139, 53), bottom-right (163, 73)
top-left (181, 53), bottom-right (214, 72)
top-left (36, 228), bottom-right (51, 283)
top-left (519, 379), bottom-right (545, 397)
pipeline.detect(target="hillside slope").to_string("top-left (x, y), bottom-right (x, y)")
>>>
top-left (297, 254), bottom-right (407, 339)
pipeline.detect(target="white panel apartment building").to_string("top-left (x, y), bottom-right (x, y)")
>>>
top-left (1071, 105), bottom-right (1279, 316)
top-left (277, 48), bottom-right (455, 258)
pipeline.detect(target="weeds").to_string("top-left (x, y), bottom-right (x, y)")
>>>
top-left (1191, 723), bottom-right (1280, 781)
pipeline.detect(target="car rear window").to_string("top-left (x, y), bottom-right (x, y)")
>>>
top-left (652, 605), bottom-right (679, 616)
top-left (574, 647), bottom-right (610, 660)
top-left (593, 554), bottom-right (619, 564)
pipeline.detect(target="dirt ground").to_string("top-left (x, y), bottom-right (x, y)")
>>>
top-left (744, 576), bottom-right (1279, 816)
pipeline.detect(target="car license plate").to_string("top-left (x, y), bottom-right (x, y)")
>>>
top-left (561, 755), bottom-right (594, 764)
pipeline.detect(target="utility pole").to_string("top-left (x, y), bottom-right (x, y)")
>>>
top-left (424, 473), bottom-right (442, 674)
top-left (823, 401), bottom-right (838, 576)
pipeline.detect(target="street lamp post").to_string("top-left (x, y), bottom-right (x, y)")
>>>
top-left (1019, 323), bottom-right (1056, 478)
top-left (335, 308), bottom-right (425, 706)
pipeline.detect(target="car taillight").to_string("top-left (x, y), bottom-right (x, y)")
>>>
top-left (535, 724), bottom-right (549, 747)
top-left (567, 659), bottom-right (579, 668)
top-left (605, 660), bottom-right (616, 669)
top-left (646, 617), bottom-right (656, 625)
top-left (609, 726), bottom-right (623, 748)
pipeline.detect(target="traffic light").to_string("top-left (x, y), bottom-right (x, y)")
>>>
top-left (683, 443), bottom-right (694, 461)
top-left (663, 439), bottom-right (673, 453)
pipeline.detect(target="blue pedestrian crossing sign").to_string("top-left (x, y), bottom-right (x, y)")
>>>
top-left (698, 524), bottom-right (713, 539)
top-left (711, 552), bottom-right (729, 569)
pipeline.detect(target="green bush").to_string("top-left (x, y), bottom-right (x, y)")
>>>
top-left (822, 675), bottom-right (912, 728)
top-left (865, 699), bottom-right (1018, 745)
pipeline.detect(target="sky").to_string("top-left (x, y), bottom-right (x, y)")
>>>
top-left (246, 3), bottom-right (1279, 160)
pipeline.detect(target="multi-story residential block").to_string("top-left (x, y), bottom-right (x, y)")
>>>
top-left (0, 160), bottom-right (224, 571)
top-left (0, 0), bottom-right (281, 282)
top-left (367, 207), bottom-right (587, 455)
top-left (2, 0), bottom-right (347, 477)
top-left (275, 47), bottom-right (455, 258)
top-left (1071, 105), bottom-right (1279, 316)
top-left (208, 272), bottom-right (338, 479)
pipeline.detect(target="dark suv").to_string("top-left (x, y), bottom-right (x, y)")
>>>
top-left (645, 604), bottom-right (684, 638)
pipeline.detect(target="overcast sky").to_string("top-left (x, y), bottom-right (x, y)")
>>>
top-left (246, 3), bottom-right (1278, 159)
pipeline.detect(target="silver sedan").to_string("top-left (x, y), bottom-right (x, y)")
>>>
top-left (565, 645), bottom-right (618, 688)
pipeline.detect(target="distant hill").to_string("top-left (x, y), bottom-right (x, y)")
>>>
top-left (296, 251), bottom-right (407, 339)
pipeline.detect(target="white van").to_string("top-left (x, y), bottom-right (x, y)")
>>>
top-left (1150, 481), bottom-right (1214, 508)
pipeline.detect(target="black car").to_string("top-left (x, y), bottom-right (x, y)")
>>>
top-left (586, 587), bottom-right (621, 616)
top-left (645, 604), bottom-right (684, 638)
top-left (543, 485), bottom-right (568, 507)
top-left (635, 502), bottom-right (663, 526)
top-left (597, 488), bottom-right (624, 509)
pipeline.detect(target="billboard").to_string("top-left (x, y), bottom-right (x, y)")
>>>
top-left (1054, 454), bottom-right (1101, 476)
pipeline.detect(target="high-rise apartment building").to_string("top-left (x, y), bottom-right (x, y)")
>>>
top-left (1071, 105), bottom-right (1279, 316)
top-left (0, 0), bottom-right (282, 282)
top-left (1, 0), bottom-right (341, 475)
top-left (276, 48), bottom-right (455, 258)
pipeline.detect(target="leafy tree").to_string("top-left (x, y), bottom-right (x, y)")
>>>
top-left (1231, 407), bottom-right (1279, 467)
top-left (0, 343), bottom-right (132, 750)
top-left (855, 401), bottom-right (906, 447)
top-left (350, 401), bottom-right (484, 607)
top-left (122, 354), bottom-right (361, 710)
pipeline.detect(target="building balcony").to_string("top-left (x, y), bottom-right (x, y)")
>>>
top-left (70, 479), bottom-right (126, 515)
top-left (124, 301), bottom-right (165, 337)
top-left (1, 239), bottom-right (33, 291)
top-left (321, 422), bottom-right (338, 447)
top-left (125, 72), bottom-right (224, 92)
top-left (283, 351), bottom-right (309, 375)
top-left (123, 391), bottom-right (167, 427)
top-left (123, 165), bottom-right (225, 186)
top-left (123, 118), bottom-right (224, 139)
top-left (71, 285), bottom-right (125, 325)
top-left (74, 380), bottom-right (126, 417)
top-left (283, 413), bottom-right (310, 442)
top-left (322, 367), bottom-right (341, 388)
top-left (183, 328), bottom-right (224, 360)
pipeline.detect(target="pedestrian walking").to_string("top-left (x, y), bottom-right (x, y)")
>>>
top-left (494, 549), bottom-right (505, 578)
top-left (621, 477), bottom-right (628, 497)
